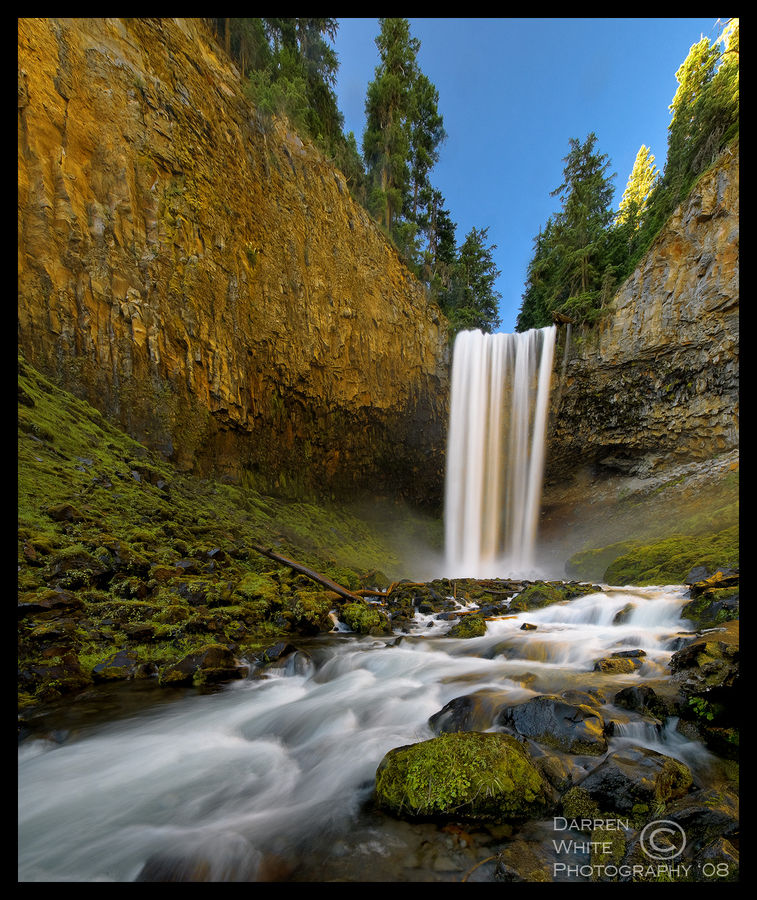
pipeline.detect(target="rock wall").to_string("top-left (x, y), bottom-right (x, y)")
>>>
top-left (545, 144), bottom-right (739, 489)
top-left (17, 18), bottom-right (450, 506)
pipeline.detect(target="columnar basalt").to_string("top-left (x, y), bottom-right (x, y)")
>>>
top-left (18, 18), bottom-right (449, 506)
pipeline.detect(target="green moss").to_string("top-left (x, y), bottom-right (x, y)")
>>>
top-left (375, 732), bottom-right (551, 822)
top-left (340, 601), bottom-right (390, 635)
top-left (18, 355), bottom-right (438, 708)
top-left (603, 526), bottom-right (739, 585)
top-left (448, 614), bottom-right (487, 638)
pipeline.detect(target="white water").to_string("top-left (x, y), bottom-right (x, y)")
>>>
top-left (444, 327), bottom-right (557, 578)
top-left (18, 586), bottom-right (714, 882)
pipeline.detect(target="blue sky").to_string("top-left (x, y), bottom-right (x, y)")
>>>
top-left (331, 17), bottom-right (726, 332)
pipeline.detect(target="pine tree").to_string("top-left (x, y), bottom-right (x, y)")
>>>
top-left (516, 134), bottom-right (617, 329)
top-left (440, 227), bottom-right (502, 335)
top-left (363, 18), bottom-right (420, 233)
top-left (616, 145), bottom-right (659, 231)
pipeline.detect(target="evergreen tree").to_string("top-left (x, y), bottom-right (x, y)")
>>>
top-left (363, 18), bottom-right (420, 233)
top-left (440, 227), bottom-right (502, 335)
top-left (616, 144), bottom-right (659, 232)
top-left (516, 133), bottom-right (617, 329)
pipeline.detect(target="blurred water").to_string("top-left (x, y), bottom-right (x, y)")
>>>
top-left (18, 585), bottom-right (713, 882)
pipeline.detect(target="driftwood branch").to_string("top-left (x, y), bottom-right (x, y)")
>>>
top-left (248, 543), bottom-right (363, 602)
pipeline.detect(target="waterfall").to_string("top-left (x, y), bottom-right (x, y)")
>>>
top-left (444, 326), bottom-right (557, 578)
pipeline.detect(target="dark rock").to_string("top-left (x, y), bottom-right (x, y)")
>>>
top-left (577, 746), bottom-right (693, 814)
top-left (45, 503), bottom-right (85, 522)
top-left (92, 650), bottom-right (141, 682)
top-left (497, 694), bottom-right (607, 755)
top-left (18, 589), bottom-right (84, 617)
top-left (160, 644), bottom-right (249, 685)
top-left (613, 684), bottom-right (668, 718)
top-left (520, 622), bottom-right (537, 631)
top-left (428, 690), bottom-right (507, 734)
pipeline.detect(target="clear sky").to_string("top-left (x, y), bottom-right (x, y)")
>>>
top-left (331, 17), bottom-right (727, 333)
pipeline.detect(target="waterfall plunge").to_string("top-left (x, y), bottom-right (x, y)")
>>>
top-left (444, 326), bottom-right (557, 578)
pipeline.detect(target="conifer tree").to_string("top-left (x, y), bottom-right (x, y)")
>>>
top-left (440, 227), bottom-right (502, 335)
top-left (363, 18), bottom-right (420, 233)
top-left (616, 145), bottom-right (659, 231)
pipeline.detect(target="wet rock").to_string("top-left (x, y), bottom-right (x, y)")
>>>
top-left (494, 840), bottom-right (552, 882)
top-left (375, 731), bottom-right (554, 822)
top-left (593, 656), bottom-right (643, 674)
top-left (613, 684), bottom-right (669, 719)
top-left (428, 690), bottom-right (507, 734)
top-left (520, 622), bottom-right (537, 631)
top-left (160, 643), bottom-right (249, 686)
top-left (507, 581), bottom-right (602, 613)
top-left (447, 614), bottom-right (487, 638)
top-left (497, 694), bottom-right (607, 756)
top-left (577, 746), bottom-right (693, 814)
top-left (18, 588), bottom-right (86, 618)
top-left (92, 650), bottom-right (141, 682)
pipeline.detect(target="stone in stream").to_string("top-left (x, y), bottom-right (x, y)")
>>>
top-left (576, 746), bottom-right (693, 814)
top-left (374, 731), bottom-right (554, 822)
top-left (496, 694), bottom-right (608, 756)
top-left (428, 689), bottom-right (509, 734)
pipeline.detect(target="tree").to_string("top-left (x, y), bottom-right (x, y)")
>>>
top-left (516, 133), bottom-right (617, 329)
top-left (440, 227), bottom-right (502, 335)
top-left (363, 18), bottom-right (420, 233)
top-left (616, 144), bottom-right (659, 232)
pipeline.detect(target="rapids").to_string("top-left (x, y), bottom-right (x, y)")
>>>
top-left (18, 584), bottom-right (718, 882)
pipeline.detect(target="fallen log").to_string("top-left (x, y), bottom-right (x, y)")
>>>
top-left (248, 543), bottom-right (363, 602)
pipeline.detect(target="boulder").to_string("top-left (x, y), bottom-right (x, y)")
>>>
top-left (375, 731), bottom-right (553, 822)
top-left (577, 746), bottom-right (693, 814)
top-left (160, 643), bottom-right (249, 685)
top-left (497, 694), bottom-right (608, 756)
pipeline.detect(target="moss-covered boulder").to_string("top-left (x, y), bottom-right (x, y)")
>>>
top-left (577, 746), bottom-right (693, 814)
top-left (507, 581), bottom-right (602, 613)
top-left (374, 731), bottom-right (553, 822)
top-left (680, 569), bottom-right (739, 628)
top-left (159, 643), bottom-right (249, 686)
top-left (339, 600), bottom-right (392, 635)
top-left (447, 613), bottom-right (487, 638)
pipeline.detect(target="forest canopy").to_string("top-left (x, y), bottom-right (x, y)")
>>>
top-left (207, 18), bottom-right (738, 339)
top-left (516, 18), bottom-right (739, 332)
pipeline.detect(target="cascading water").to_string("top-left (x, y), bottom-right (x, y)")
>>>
top-left (18, 586), bottom-right (719, 882)
top-left (445, 326), bottom-right (557, 578)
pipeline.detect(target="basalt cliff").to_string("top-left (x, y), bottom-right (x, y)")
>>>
top-left (18, 18), bottom-right (738, 519)
top-left (18, 17), bottom-right (449, 507)
top-left (546, 144), bottom-right (739, 488)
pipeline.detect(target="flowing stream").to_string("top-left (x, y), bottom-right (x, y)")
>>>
top-left (18, 585), bottom-right (717, 882)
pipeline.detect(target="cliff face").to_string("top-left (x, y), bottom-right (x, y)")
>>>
top-left (18, 18), bottom-right (450, 506)
top-left (545, 145), bottom-right (739, 489)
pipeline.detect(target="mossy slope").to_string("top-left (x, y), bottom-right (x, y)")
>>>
top-left (18, 356), bottom-right (438, 709)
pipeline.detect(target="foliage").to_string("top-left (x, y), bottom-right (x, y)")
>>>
top-left (438, 226), bottom-right (502, 335)
top-left (517, 19), bottom-right (739, 332)
top-left (516, 133), bottom-right (619, 330)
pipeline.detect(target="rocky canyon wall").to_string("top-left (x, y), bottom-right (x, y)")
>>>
top-left (18, 18), bottom-right (450, 507)
top-left (545, 144), bottom-right (739, 491)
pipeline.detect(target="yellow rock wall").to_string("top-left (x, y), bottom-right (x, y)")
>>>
top-left (18, 18), bottom-right (450, 504)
